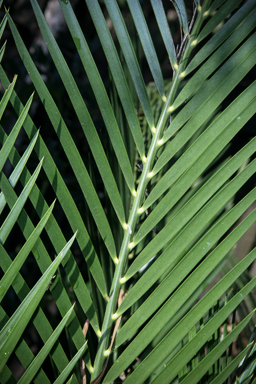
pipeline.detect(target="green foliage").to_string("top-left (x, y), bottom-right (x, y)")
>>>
top-left (0, 0), bottom-right (256, 383)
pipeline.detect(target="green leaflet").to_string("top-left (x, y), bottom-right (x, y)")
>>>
top-left (186, 0), bottom-right (256, 75)
top-left (0, 159), bottom-right (43, 244)
top-left (104, 0), bottom-right (154, 128)
top-left (30, 0), bottom-right (125, 226)
top-left (150, 303), bottom-right (255, 384)
top-left (0, 232), bottom-right (77, 371)
top-left (0, 73), bottom-right (106, 324)
top-left (136, 97), bottom-right (256, 244)
top-left (84, 0), bottom-right (145, 158)
top-left (0, 74), bottom-right (17, 121)
top-left (0, 202), bottom-right (54, 301)
top-left (0, 41), bottom-right (6, 63)
top-left (1, 246), bottom-right (77, 382)
top-left (0, 91), bottom-right (33, 174)
top-left (209, 344), bottom-right (252, 384)
top-left (0, 130), bottom-right (39, 214)
top-left (0, 165), bottom-right (99, 336)
top-left (179, 328), bottom-right (253, 384)
top-left (58, 0), bottom-right (135, 193)
top-left (162, 34), bottom-right (256, 142)
top-left (17, 305), bottom-right (76, 384)
top-left (0, 14), bottom-right (7, 40)
top-left (127, 312), bottom-right (255, 384)
top-left (197, 0), bottom-right (244, 44)
top-left (171, 0), bottom-right (189, 35)
top-left (104, 252), bottom-right (256, 383)
top-left (116, 190), bottom-right (256, 330)
top-left (6, 13), bottom-right (117, 261)
top-left (154, 80), bottom-right (256, 177)
top-left (130, 132), bottom-right (256, 276)
top-left (150, 0), bottom-right (177, 70)
top-left (173, 15), bottom-right (256, 110)
top-left (53, 341), bottom-right (88, 384)
top-left (127, 0), bottom-right (165, 96)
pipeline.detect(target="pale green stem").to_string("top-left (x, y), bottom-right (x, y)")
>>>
top-left (91, 0), bottom-right (211, 379)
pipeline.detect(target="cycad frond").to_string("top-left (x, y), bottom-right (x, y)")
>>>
top-left (0, 1), bottom-right (256, 383)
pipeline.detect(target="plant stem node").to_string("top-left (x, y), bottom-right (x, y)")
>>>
top-left (114, 257), bottom-right (119, 265)
top-left (96, 330), bottom-right (102, 337)
top-left (128, 242), bottom-right (134, 250)
top-left (168, 106), bottom-right (174, 112)
top-left (191, 39), bottom-right (197, 46)
top-left (173, 63), bottom-right (179, 70)
top-left (104, 349), bottom-right (111, 356)
top-left (89, 366), bottom-right (94, 373)
top-left (112, 313), bottom-right (118, 320)
top-left (180, 72), bottom-right (186, 78)
top-left (120, 276), bottom-right (127, 284)
top-left (203, 10), bottom-right (209, 17)
top-left (138, 207), bottom-right (144, 214)
top-left (152, 127), bottom-right (156, 133)
top-left (142, 156), bottom-right (147, 163)
top-left (132, 190), bottom-right (137, 197)
top-left (162, 95), bottom-right (167, 102)
top-left (148, 172), bottom-right (153, 178)
top-left (157, 139), bottom-right (163, 146)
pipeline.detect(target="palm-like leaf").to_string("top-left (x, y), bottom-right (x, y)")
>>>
top-left (0, 0), bottom-right (256, 383)
top-left (0, 70), bottom-right (85, 384)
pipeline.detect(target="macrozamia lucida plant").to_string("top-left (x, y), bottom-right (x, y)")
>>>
top-left (0, 0), bottom-right (256, 383)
